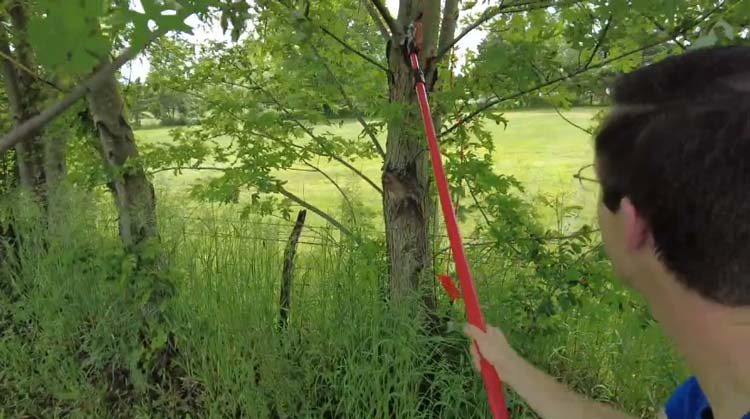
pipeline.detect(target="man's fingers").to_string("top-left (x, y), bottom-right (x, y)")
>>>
top-left (465, 323), bottom-right (491, 372)
top-left (469, 342), bottom-right (481, 371)
top-left (463, 323), bottom-right (483, 340)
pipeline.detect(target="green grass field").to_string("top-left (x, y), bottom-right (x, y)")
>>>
top-left (135, 108), bottom-right (603, 230)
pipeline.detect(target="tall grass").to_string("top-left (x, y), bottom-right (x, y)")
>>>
top-left (0, 190), bottom-right (687, 418)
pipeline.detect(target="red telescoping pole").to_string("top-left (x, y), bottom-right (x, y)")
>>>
top-left (406, 35), bottom-right (509, 419)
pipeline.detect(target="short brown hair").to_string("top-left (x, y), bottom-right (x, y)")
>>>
top-left (595, 45), bottom-right (750, 306)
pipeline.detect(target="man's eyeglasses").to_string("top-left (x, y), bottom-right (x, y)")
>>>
top-left (574, 164), bottom-right (599, 191)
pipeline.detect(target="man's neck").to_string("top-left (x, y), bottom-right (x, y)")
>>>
top-left (689, 320), bottom-right (750, 419)
top-left (658, 284), bottom-right (750, 419)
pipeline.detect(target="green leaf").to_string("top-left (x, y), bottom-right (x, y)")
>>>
top-left (141, 0), bottom-right (161, 15)
top-left (155, 14), bottom-right (193, 34)
top-left (690, 32), bottom-right (719, 49)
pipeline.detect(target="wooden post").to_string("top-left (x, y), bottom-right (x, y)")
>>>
top-left (279, 210), bottom-right (307, 328)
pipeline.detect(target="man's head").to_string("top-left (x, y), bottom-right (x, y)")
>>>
top-left (595, 45), bottom-right (750, 307)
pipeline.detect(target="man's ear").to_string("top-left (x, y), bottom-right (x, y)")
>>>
top-left (620, 197), bottom-right (651, 251)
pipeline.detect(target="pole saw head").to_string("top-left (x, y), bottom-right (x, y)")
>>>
top-left (404, 12), bottom-right (423, 58)
top-left (404, 12), bottom-right (426, 84)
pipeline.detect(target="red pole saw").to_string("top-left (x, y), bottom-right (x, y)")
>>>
top-left (405, 16), bottom-right (509, 419)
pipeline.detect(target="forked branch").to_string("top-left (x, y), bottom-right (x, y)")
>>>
top-left (361, 0), bottom-right (390, 39)
top-left (369, 0), bottom-right (398, 36)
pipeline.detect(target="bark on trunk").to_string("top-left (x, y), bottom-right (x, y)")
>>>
top-left (2, 4), bottom-right (45, 198)
top-left (383, 0), bottom-right (441, 309)
top-left (86, 64), bottom-right (159, 256)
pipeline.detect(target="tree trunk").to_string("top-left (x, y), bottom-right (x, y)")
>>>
top-left (2, 3), bottom-right (45, 198)
top-left (383, 0), bottom-right (441, 309)
top-left (0, 150), bottom-right (17, 272)
top-left (42, 76), bottom-right (68, 189)
top-left (86, 63), bottom-right (159, 257)
top-left (43, 130), bottom-right (67, 187)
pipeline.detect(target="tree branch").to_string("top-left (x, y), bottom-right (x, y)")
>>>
top-left (302, 160), bottom-right (357, 223)
top-left (441, 6), bottom-right (722, 137)
top-left (248, 77), bottom-right (384, 195)
top-left (3, 2), bottom-right (63, 94)
top-left (528, 59), bottom-right (590, 134)
top-left (641, 13), bottom-right (687, 51)
top-left (435, 227), bottom-right (603, 258)
top-left (369, 0), bottom-right (398, 37)
top-left (0, 49), bottom-right (62, 93)
top-left (0, 32), bottom-right (160, 155)
top-left (277, 186), bottom-right (354, 237)
top-left (277, 1), bottom-right (387, 72)
top-left (552, 105), bottom-right (592, 135)
top-left (148, 166), bottom-right (228, 176)
top-left (218, 79), bottom-right (262, 92)
top-left (361, 0), bottom-right (390, 40)
top-left (319, 26), bottom-right (388, 72)
top-left (327, 154), bottom-right (382, 195)
top-left (179, 93), bottom-right (382, 208)
top-left (437, 4), bottom-right (503, 62)
top-left (583, 13), bottom-right (612, 69)
top-left (147, 164), bottom-right (355, 236)
top-left (465, 180), bottom-right (524, 256)
top-left (247, 127), bottom-right (358, 219)
top-left (248, 128), bottom-right (307, 152)
top-left (0, 36), bottom-right (23, 122)
top-left (436, 0), bottom-right (585, 62)
top-left (170, 79), bottom-right (384, 198)
top-left (467, 181), bottom-right (492, 227)
top-left (310, 44), bottom-right (386, 159)
top-left (437, 0), bottom-right (460, 64)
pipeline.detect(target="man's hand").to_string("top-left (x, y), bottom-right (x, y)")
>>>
top-left (463, 323), bottom-right (518, 373)
top-left (463, 322), bottom-right (639, 419)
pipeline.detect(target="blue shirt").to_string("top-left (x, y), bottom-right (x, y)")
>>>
top-left (665, 376), bottom-right (749, 419)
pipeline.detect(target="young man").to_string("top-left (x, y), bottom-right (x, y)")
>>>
top-left (464, 45), bottom-right (750, 419)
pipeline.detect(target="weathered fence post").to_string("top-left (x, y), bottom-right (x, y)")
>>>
top-left (279, 210), bottom-right (307, 328)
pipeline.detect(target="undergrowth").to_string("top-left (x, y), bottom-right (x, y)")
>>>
top-left (0, 189), bottom-right (687, 418)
